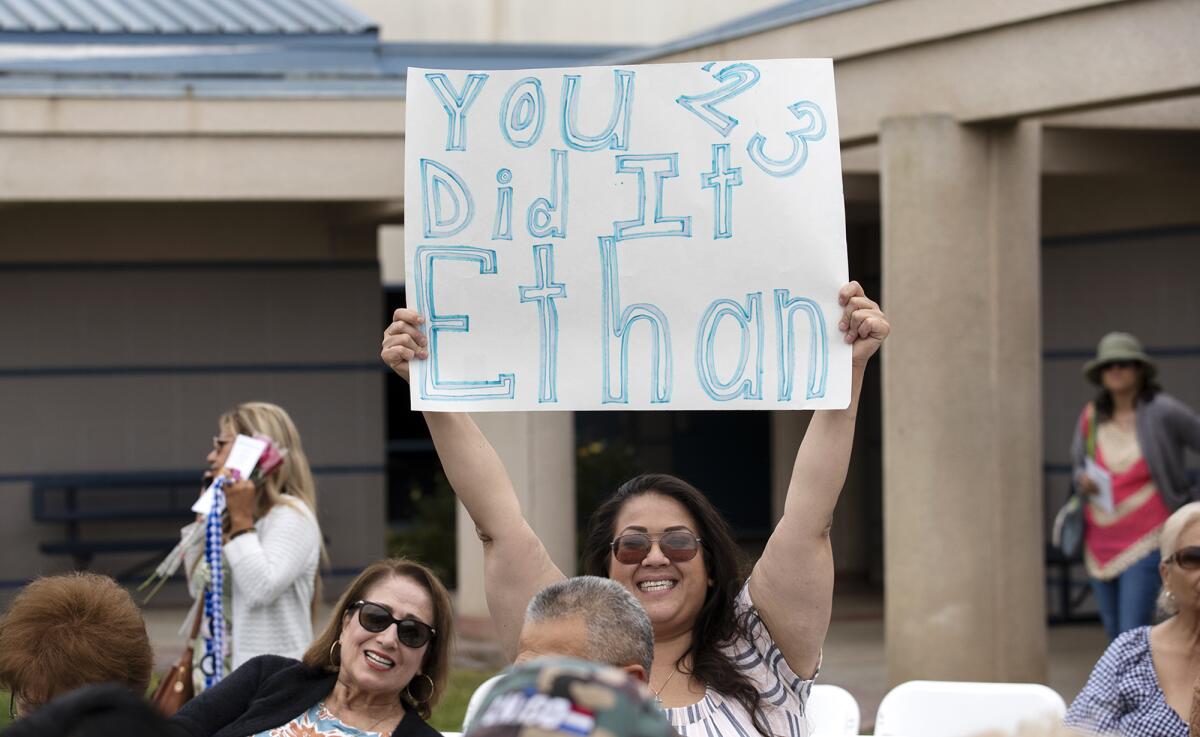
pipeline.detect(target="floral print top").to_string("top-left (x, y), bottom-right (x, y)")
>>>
top-left (253, 702), bottom-right (387, 737)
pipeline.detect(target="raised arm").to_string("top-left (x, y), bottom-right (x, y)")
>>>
top-left (381, 308), bottom-right (565, 658)
top-left (749, 281), bottom-right (888, 678)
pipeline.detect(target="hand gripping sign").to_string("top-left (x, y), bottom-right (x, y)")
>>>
top-left (405, 59), bottom-right (849, 411)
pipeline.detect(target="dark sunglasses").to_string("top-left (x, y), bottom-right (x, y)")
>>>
top-left (1101, 360), bottom-right (1137, 371)
top-left (611, 530), bottom-right (702, 565)
top-left (351, 600), bottom-right (436, 648)
top-left (1166, 546), bottom-right (1200, 570)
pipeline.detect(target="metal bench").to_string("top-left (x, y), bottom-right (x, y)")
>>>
top-left (32, 470), bottom-right (201, 574)
top-left (1045, 543), bottom-right (1095, 624)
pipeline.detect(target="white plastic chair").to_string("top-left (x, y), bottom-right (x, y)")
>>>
top-left (806, 683), bottom-right (861, 736)
top-left (462, 673), bottom-right (506, 730)
top-left (873, 680), bottom-right (1067, 737)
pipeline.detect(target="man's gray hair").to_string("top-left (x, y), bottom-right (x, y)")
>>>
top-left (526, 576), bottom-right (654, 674)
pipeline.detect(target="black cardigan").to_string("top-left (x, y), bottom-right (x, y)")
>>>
top-left (168, 655), bottom-right (442, 737)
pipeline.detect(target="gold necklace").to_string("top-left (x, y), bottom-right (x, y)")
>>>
top-left (651, 667), bottom-right (679, 706)
top-left (324, 699), bottom-right (400, 734)
top-left (362, 712), bottom-right (397, 735)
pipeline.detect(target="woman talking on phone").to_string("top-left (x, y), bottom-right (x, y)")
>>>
top-left (179, 402), bottom-right (325, 680)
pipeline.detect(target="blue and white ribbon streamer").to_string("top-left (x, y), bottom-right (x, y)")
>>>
top-left (203, 477), bottom-right (227, 688)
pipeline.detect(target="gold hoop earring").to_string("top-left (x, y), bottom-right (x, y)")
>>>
top-left (329, 640), bottom-right (341, 668)
top-left (405, 673), bottom-right (435, 704)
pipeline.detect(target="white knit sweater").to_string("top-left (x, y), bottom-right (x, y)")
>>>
top-left (182, 499), bottom-right (321, 670)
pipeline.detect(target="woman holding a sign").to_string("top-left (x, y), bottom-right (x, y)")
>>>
top-left (382, 281), bottom-right (888, 737)
top-left (169, 402), bottom-right (325, 685)
top-left (1071, 333), bottom-right (1200, 640)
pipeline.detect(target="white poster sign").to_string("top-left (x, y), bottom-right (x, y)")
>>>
top-left (405, 59), bottom-right (849, 411)
top-left (192, 434), bottom-right (266, 515)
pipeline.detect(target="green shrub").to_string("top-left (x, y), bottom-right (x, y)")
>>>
top-left (388, 472), bottom-right (457, 588)
top-left (427, 667), bottom-right (498, 732)
top-left (575, 439), bottom-right (640, 560)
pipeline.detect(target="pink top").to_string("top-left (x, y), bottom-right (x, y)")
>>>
top-left (1082, 410), bottom-right (1170, 580)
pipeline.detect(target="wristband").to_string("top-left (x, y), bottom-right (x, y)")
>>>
top-left (228, 527), bottom-right (256, 541)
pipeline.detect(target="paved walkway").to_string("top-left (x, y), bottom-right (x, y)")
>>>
top-left (817, 593), bottom-right (1106, 730)
top-left (143, 588), bottom-right (1108, 732)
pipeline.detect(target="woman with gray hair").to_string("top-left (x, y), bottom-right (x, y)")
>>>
top-left (1066, 502), bottom-right (1200, 737)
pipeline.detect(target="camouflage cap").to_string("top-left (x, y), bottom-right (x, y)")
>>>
top-left (465, 657), bottom-right (676, 737)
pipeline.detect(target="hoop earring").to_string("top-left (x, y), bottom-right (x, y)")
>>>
top-left (405, 673), bottom-right (435, 704)
top-left (329, 640), bottom-right (341, 668)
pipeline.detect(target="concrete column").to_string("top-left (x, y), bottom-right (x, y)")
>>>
top-left (456, 412), bottom-right (576, 619)
top-left (772, 409), bottom-right (871, 577)
top-left (880, 116), bottom-right (1046, 683)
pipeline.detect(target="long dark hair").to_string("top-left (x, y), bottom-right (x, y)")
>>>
top-left (580, 474), bottom-right (769, 735)
top-left (1094, 364), bottom-right (1161, 421)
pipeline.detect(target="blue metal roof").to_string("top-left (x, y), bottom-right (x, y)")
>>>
top-left (688, 0), bottom-right (880, 42)
top-left (0, 37), bottom-right (638, 98)
top-left (0, 0), bottom-right (376, 36)
top-left (0, 0), bottom-right (638, 98)
top-left (0, 0), bottom-right (881, 99)
top-left (603, 0), bottom-right (883, 64)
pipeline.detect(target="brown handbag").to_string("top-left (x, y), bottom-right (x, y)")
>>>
top-left (151, 604), bottom-right (204, 716)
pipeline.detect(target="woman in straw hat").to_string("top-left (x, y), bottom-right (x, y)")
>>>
top-left (1072, 332), bottom-right (1200, 640)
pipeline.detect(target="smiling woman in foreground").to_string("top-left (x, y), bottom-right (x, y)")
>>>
top-left (382, 281), bottom-right (889, 737)
top-left (1067, 503), bottom-right (1200, 737)
top-left (169, 558), bottom-right (452, 737)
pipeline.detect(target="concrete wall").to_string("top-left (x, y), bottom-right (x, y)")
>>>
top-left (640, 0), bottom-right (1200, 144)
top-left (380, 226), bottom-right (406, 285)
top-left (0, 97), bottom-right (406, 202)
top-left (0, 203), bottom-right (387, 604)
